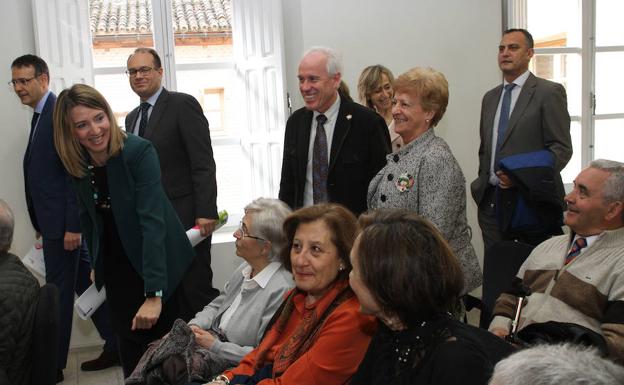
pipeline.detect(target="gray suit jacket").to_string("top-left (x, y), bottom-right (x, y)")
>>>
top-left (471, 73), bottom-right (572, 205)
top-left (125, 88), bottom-right (217, 226)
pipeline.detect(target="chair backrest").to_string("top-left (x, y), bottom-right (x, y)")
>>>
top-left (479, 240), bottom-right (535, 329)
top-left (30, 283), bottom-right (60, 385)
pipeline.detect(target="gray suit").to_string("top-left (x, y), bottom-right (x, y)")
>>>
top-left (471, 73), bottom-right (572, 250)
top-left (125, 88), bottom-right (219, 320)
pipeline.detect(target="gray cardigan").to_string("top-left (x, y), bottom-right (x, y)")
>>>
top-left (368, 129), bottom-right (482, 293)
top-left (188, 261), bottom-right (294, 365)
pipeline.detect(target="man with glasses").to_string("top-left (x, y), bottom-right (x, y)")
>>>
top-left (125, 47), bottom-right (219, 321)
top-left (10, 54), bottom-right (119, 381)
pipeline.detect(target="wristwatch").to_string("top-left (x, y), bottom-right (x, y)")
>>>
top-left (145, 290), bottom-right (163, 298)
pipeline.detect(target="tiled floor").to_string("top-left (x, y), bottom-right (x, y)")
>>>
top-left (60, 347), bottom-right (124, 385)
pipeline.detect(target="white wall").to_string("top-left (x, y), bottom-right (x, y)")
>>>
top-left (1, 0), bottom-right (37, 258)
top-left (2, 0), bottom-right (502, 349)
top-left (282, 0), bottom-right (503, 262)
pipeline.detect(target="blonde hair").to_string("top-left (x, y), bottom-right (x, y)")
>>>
top-left (357, 65), bottom-right (395, 110)
top-left (54, 84), bottom-right (126, 177)
top-left (393, 67), bottom-right (449, 127)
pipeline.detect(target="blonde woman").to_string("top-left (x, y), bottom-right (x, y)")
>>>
top-left (53, 83), bottom-right (194, 376)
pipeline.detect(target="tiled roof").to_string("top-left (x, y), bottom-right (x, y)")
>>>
top-left (90, 0), bottom-right (232, 35)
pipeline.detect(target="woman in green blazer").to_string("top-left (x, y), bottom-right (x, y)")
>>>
top-left (53, 84), bottom-right (195, 376)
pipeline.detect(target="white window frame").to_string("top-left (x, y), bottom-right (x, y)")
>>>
top-left (32, 0), bottom-right (288, 234)
top-left (505, 0), bottom-right (624, 179)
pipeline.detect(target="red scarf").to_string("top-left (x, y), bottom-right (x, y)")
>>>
top-left (254, 279), bottom-right (353, 376)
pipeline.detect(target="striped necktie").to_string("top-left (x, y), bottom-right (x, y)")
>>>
top-left (565, 237), bottom-right (587, 265)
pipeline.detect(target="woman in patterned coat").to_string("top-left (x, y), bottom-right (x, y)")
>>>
top-left (367, 67), bottom-right (482, 294)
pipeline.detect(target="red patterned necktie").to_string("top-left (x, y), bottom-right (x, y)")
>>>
top-left (565, 237), bottom-right (587, 265)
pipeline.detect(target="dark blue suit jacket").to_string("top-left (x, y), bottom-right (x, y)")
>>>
top-left (23, 92), bottom-right (80, 239)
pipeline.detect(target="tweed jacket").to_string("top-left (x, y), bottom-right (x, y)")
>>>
top-left (368, 129), bottom-right (482, 293)
top-left (188, 261), bottom-right (294, 364)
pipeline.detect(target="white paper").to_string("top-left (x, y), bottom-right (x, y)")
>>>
top-left (72, 210), bottom-right (228, 318)
top-left (75, 284), bottom-right (107, 320)
top-left (22, 241), bottom-right (46, 277)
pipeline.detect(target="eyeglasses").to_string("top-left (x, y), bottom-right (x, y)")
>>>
top-left (8, 74), bottom-right (41, 87)
top-left (125, 66), bottom-right (155, 77)
top-left (235, 221), bottom-right (266, 242)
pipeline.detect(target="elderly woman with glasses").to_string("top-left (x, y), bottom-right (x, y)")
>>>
top-left (201, 204), bottom-right (377, 385)
top-left (349, 210), bottom-right (513, 385)
top-left (127, 198), bottom-right (295, 384)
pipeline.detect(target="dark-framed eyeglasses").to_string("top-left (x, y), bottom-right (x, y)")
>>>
top-left (125, 66), bottom-right (155, 77)
top-left (235, 221), bottom-right (266, 242)
top-left (8, 73), bottom-right (42, 87)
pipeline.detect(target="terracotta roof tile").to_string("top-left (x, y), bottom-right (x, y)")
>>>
top-left (90, 0), bottom-right (231, 35)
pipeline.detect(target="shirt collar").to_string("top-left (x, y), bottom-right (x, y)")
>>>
top-left (34, 90), bottom-right (51, 114)
top-left (313, 93), bottom-right (341, 123)
top-left (504, 70), bottom-right (530, 88)
top-left (144, 86), bottom-right (164, 106)
top-left (241, 261), bottom-right (282, 289)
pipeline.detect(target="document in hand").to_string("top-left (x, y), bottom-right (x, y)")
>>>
top-left (74, 209), bottom-right (229, 318)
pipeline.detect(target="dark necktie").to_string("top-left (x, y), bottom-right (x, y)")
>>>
top-left (138, 102), bottom-right (151, 137)
top-left (496, 83), bottom-right (516, 150)
top-left (29, 112), bottom-right (40, 144)
top-left (312, 114), bottom-right (329, 204)
top-left (565, 237), bottom-right (587, 265)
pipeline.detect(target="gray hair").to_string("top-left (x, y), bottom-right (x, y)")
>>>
top-left (588, 159), bottom-right (624, 205)
top-left (489, 343), bottom-right (624, 385)
top-left (302, 46), bottom-right (343, 76)
top-left (244, 198), bottom-right (292, 261)
top-left (0, 199), bottom-right (15, 254)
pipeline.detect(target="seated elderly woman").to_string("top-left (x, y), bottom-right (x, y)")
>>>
top-left (127, 198), bottom-right (295, 384)
top-left (367, 67), bottom-right (482, 295)
top-left (200, 203), bottom-right (377, 385)
top-left (349, 210), bottom-right (513, 385)
top-left (358, 65), bottom-right (403, 151)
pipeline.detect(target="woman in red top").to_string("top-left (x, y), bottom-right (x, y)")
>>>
top-left (201, 204), bottom-right (376, 385)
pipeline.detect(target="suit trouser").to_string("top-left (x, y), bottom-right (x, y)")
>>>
top-left (43, 238), bottom-right (117, 369)
top-left (169, 196), bottom-right (220, 322)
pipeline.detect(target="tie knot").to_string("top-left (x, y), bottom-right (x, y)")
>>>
top-left (316, 114), bottom-right (327, 125)
top-left (504, 83), bottom-right (516, 92)
top-left (574, 237), bottom-right (587, 249)
top-left (140, 102), bottom-right (151, 112)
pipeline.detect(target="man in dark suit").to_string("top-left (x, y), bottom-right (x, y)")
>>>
top-left (125, 48), bottom-right (219, 321)
top-left (471, 29), bottom-right (572, 251)
top-left (11, 54), bottom-right (118, 381)
top-left (279, 47), bottom-right (390, 215)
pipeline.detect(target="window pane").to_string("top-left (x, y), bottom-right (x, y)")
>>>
top-left (170, 0), bottom-right (233, 64)
top-left (594, 119), bottom-right (624, 163)
top-left (94, 73), bottom-right (137, 128)
top-left (530, 53), bottom-right (581, 116)
top-left (213, 145), bottom-right (252, 215)
top-left (561, 121), bottom-right (581, 184)
top-left (176, 68), bottom-right (241, 136)
top-left (527, 0), bottom-right (581, 48)
top-left (595, 52), bottom-right (624, 115)
top-left (596, 0), bottom-right (624, 46)
top-left (89, 0), bottom-right (155, 68)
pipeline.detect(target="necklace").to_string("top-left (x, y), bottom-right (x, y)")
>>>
top-left (88, 164), bottom-right (111, 210)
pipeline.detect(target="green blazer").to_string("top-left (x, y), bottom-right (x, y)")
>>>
top-left (73, 134), bottom-right (194, 301)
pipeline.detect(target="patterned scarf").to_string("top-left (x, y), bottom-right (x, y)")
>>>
top-left (254, 279), bottom-right (353, 376)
